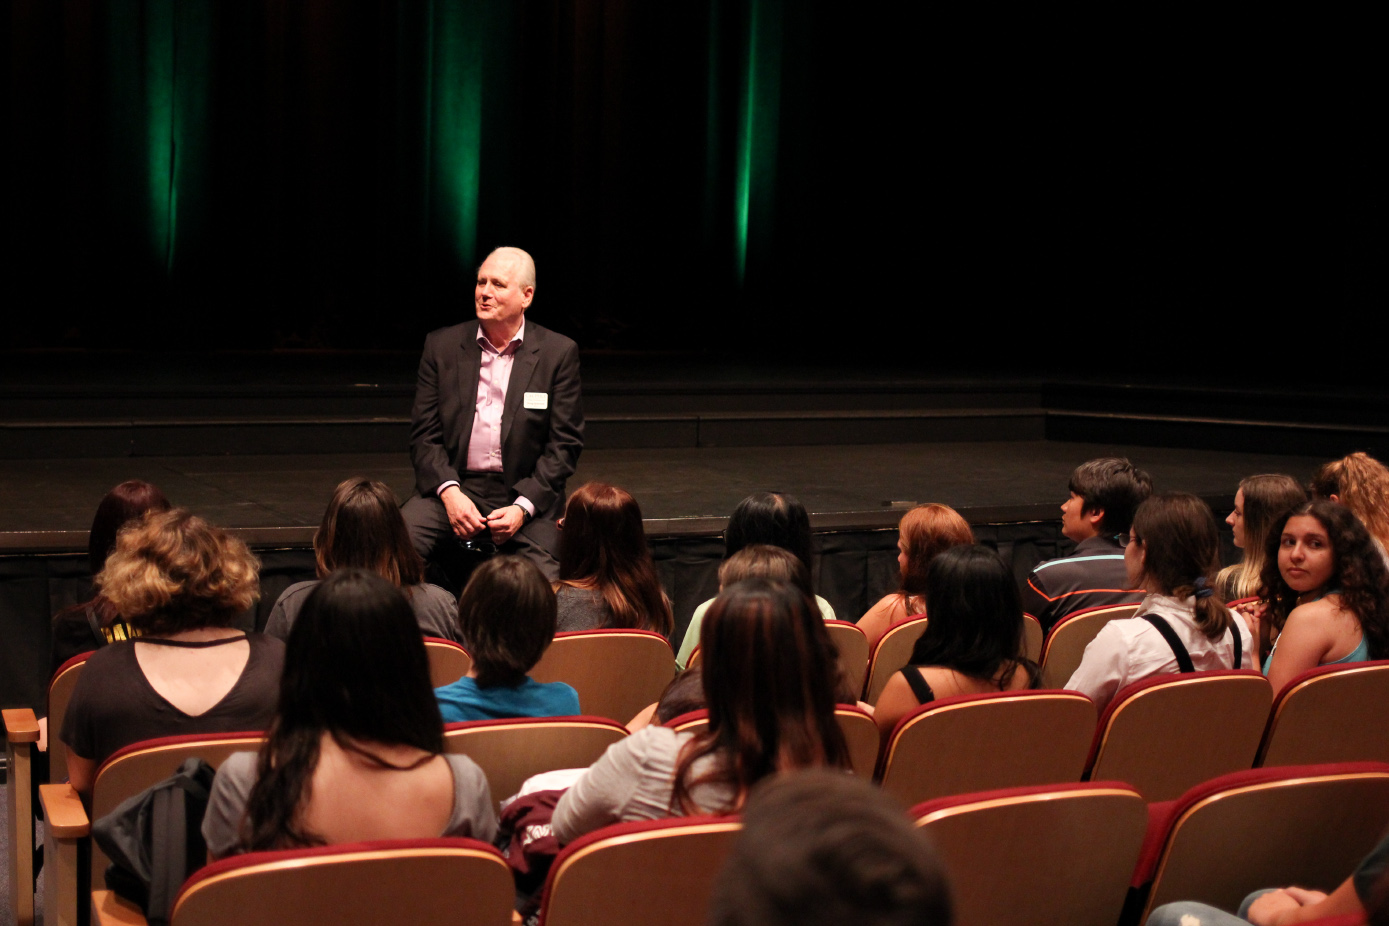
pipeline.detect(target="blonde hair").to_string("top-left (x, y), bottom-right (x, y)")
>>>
top-left (98, 509), bottom-right (259, 634)
top-left (1215, 474), bottom-right (1307, 601)
top-left (1311, 453), bottom-right (1389, 551)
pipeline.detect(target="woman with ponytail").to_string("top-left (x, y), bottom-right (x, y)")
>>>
top-left (201, 569), bottom-right (496, 858)
top-left (1066, 493), bottom-right (1257, 712)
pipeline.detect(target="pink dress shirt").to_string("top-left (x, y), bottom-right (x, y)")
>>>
top-left (436, 320), bottom-right (535, 517)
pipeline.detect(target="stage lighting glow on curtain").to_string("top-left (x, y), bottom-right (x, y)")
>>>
top-left (734, 0), bottom-right (781, 285)
top-left (425, 0), bottom-right (483, 270)
top-left (110, 0), bottom-right (210, 274)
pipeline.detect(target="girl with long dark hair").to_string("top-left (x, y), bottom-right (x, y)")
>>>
top-left (872, 545), bottom-right (1038, 737)
top-left (1260, 499), bottom-right (1389, 695)
top-left (265, 477), bottom-right (460, 643)
top-left (676, 492), bottom-right (834, 668)
top-left (202, 569), bottom-right (496, 857)
top-left (552, 579), bottom-right (849, 842)
top-left (554, 482), bottom-right (672, 635)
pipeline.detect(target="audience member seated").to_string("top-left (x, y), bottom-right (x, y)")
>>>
top-left (629, 545), bottom-right (856, 731)
top-left (708, 769), bottom-right (954, 926)
top-left (434, 555), bottom-right (580, 722)
top-left (625, 667), bottom-right (706, 732)
top-left (1215, 474), bottom-right (1307, 661)
top-left (552, 482), bottom-right (673, 636)
top-left (50, 480), bottom-right (173, 675)
top-left (873, 545), bottom-right (1040, 737)
top-left (676, 491), bottom-right (835, 668)
top-left (202, 569), bottom-right (496, 858)
top-left (857, 503), bottom-right (973, 649)
top-left (1260, 499), bottom-right (1389, 696)
top-left (552, 579), bottom-right (850, 844)
top-left (1217, 474), bottom-right (1308, 603)
top-left (1146, 826), bottom-right (1389, 925)
top-left (1311, 451), bottom-right (1389, 562)
top-left (1023, 457), bottom-right (1153, 634)
top-left (1066, 493), bottom-right (1256, 712)
top-left (60, 509), bottom-right (283, 797)
top-left (265, 477), bottom-right (460, 643)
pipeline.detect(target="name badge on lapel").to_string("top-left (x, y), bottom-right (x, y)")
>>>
top-left (523, 392), bottom-right (549, 410)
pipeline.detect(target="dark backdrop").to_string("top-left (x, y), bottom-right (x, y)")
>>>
top-left (3, 3), bottom-right (1378, 371)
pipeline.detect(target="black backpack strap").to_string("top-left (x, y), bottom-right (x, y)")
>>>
top-left (1141, 614), bottom-right (1195, 673)
top-left (1229, 619), bottom-right (1242, 670)
top-left (147, 760), bottom-right (214, 926)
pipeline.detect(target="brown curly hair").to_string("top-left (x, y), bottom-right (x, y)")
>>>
top-left (1258, 499), bottom-right (1389, 660)
top-left (97, 508), bottom-right (260, 635)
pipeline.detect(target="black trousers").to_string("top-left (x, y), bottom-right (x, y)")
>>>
top-left (401, 472), bottom-right (560, 590)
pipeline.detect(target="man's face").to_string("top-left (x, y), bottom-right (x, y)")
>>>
top-left (475, 254), bottom-right (534, 328)
top-left (1060, 492), bottom-right (1100, 542)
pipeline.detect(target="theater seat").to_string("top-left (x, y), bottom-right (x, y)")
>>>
top-left (537, 815), bottom-right (741, 926)
top-left (442, 715), bottom-right (628, 802)
top-left (92, 837), bottom-right (514, 926)
top-left (1022, 613), bottom-right (1043, 663)
top-left (422, 636), bottom-right (473, 687)
top-left (5, 653), bottom-right (91, 926)
top-left (1040, 603), bottom-right (1141, 688)
top-left (530, 630), bottom-right (676, 723)
top-left (1257, 660), bottom-right (1389, 768)
top-left (823, 620), bottom-right (870, 696)
top-left (911, 781), bottom-right (1148, 926)
top-left (40, 731), bottom-right (267, 926)
top-left (862, 615), bottom-right (928, 703)
top-left (1085, 670), bottom-right (1271, 801)
top-left (877, 690), bottom-right (1095, 806)
top-left (1134, 762), bottom-right (1389, 923)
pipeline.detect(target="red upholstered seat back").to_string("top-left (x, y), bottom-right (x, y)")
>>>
top-left (538, 815), bottom-right (742, 926)
top-left (1085, 669), bottom-right (1271, 800)
top-left (1257, 660), bottom-right (1389, 768)
top-left (173, 837), bottom-right (513, 926)
top-left (877, 689), bottom-right (1095, 805)
top-left (911, 780), bottom-right (1148, 926)
top-left (1136, 761), bottom-right (1389, 922)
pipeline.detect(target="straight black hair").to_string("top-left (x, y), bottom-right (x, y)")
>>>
top-left (241, 569), bottom-right (443, 850)
top-left (909, 545), bottom-right (1037, 687)
top-left (724, 492), bottom-right (815, 577)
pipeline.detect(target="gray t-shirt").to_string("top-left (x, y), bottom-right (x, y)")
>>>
top-left (265, 581), bottom-right (462, 644)
top-left (201, 750), bottom-right (497, 858)
top-left (555, 585), bottom-right (614, 633)
top-left (550, 725), bottom-right (732, 845)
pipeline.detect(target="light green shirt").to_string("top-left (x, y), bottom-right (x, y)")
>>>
top-left (675, 594), bottom-right (837, 668)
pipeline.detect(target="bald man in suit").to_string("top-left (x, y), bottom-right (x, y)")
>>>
top-left (402, 247), bottom-right (584, 580)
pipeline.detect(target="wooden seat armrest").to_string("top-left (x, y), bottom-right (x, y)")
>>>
top-left (3, 708), bottom-right (40, 743)
top-left (39, 783), bottom-right (91, 838)
top-left (93, 890), bottom-right (148, 926)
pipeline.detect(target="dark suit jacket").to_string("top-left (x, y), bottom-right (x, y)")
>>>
top-left (409, 319), bottom-right (584, 527)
